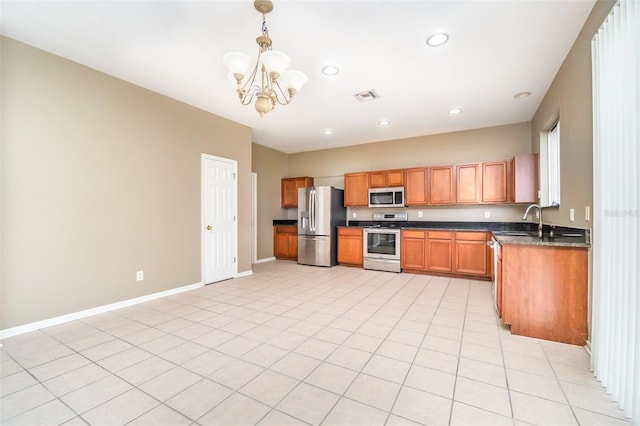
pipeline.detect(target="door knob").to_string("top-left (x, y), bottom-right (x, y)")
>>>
top-left (206, 225), bottom-right (212, 230)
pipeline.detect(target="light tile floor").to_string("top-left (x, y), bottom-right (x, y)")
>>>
top-left (0, 261), bottom-right (631, 425)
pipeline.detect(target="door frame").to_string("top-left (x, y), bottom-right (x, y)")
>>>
top-left (201, 153), bottom-right (238, 284)
top-left (251, 172), bottom-right (258, 264)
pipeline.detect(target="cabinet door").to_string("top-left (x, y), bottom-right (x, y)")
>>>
top-left (496, 251), bottom-right (503, 318)
top-left (287, 234), bottom-right (298, 259)
top-left (401, 230), bottom-right (426, 270)
top-left (429, 166), bottom-right (455, 205)
top-left (482, 161), bottom-right (507, 203)
top-left (274, 226), bottom-right (297, 260)
top-left (344, 173), bottom-right (369, 206)
top-left (456, 163), bottom-right (482, 204)
top-left (405, 168), bottom-right (428, 206)
top-left (454, 232), bottom-right (487, 276)
top-left (386, 169), bottom-right (405, 187)
top-left (281, 179), bottom-right (298, 208)
top-left (509, 153), bottom-right (538, 203)
top-left (281, 177), bottom-right (313, 208)
top-left (337, 228), bottom-right (363, 266)
top-left (426, 231), bottom-right (453, 272)
top-left (368, 171), bottom-right (387, 188)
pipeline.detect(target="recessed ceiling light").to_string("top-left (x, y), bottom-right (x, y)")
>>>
top-left (378, 120), bottom-right (390, 126)
top-left (448, 107), bottom-right (462, 115)
top-left (322, 65), bottom-right (340, 76)
top-left (427, 33), bottom-right (449, 47)
top-left (324, 129), bottom-right (333, 135)
top-left (514, 91), bottom-right (532, 99)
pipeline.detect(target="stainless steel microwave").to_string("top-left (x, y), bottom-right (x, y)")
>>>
top-left (368, 187), bottom-right (405, 208)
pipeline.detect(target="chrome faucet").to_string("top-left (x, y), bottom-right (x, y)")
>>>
top-left (522, 204), bottom-right (543, 238)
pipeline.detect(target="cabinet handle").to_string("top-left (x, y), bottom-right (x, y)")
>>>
top-left (206, 225), bottom-right (212, 230)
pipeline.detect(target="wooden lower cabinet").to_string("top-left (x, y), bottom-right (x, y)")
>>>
top-left (273, 225), bottom-right (298, 260)
top-left (400, 229), bottom-right (491, 279)
top-left (426, 231), bottom-right (453, 273)
top-left (496, 243), bottom-right (503, 318)
top-left (500, 244), bottom-right (588, 345)
top-left (454, 232), bottom-right (488, 276)
top-left (337, 227), bottom-right (363, 266)
top-left (401, 230), bottom-right (426, 271)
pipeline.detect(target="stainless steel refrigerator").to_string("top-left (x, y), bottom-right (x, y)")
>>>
top-left (298, 186), bottom-right (346, 267)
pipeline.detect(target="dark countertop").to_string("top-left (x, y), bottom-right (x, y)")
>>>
top-left (343, 221), bottom-right (591, 248)
top-left (493, 234), bottom-right (590, 248)
top-left (347, 220), bottom-right (540, 232)
top-left (273, 219), bottom-right (297, 226)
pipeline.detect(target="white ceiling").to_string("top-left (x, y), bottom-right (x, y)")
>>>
top-left (1, 1), bottom-right (595, 154)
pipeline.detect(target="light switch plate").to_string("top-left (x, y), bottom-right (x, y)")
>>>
top-left (585, 206), bottom-right (591, 221)
top-left (570, 208), bottom-right (575, 222)
top-left (484, 211), bottom-right (490, 219)
top-left (352, 212), bottom-right (357, 218)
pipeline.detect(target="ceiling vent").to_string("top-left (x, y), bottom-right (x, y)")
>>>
top-left (354, 89), bottom-right (380, 102)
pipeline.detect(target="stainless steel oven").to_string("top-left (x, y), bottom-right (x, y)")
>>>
top-left (362, 212), bottom-right (407, 273)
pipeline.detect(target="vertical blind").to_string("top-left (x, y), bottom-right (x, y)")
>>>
top-left (591, 0), bottom-right (639, 423)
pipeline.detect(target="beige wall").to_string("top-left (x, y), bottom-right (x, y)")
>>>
top-left (251, 143), bottom-right (289, 260)
top-left (532, 0), bottom-right (616, 229)
top-left (1, 37), bottom-right (252, 329)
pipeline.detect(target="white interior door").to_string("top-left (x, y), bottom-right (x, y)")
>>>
top-left (202, 154), bottom-right (237, 284)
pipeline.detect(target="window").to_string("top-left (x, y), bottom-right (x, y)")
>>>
top-left (547, 122), bottom-right (560, 206)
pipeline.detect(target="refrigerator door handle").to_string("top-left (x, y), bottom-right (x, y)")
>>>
top-left (310, 188), bottom-right (315, 232)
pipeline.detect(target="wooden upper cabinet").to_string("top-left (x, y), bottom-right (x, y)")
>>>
top-left (509, 153), bottom-right (538, 203)
top-left (456, 163), bottom-right (482, 204)
top-left (281, 177), bottom-right (313, 208)
top-left (429, 166), bottom-right (455, 205)
top-left (344, 172), bottom-right (369, 207)
top-left (386, 169), bottom-right (405, 187)
top-left (369, 169), bottom-right (405, 188)
top-left (482, 161), bottom-right (507, 203)
top-left (405, 168), bottom-right (428, 206)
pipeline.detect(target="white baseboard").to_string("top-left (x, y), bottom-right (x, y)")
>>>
top-left (254, 257), bottom-right (276, 264)
top-left (0, 281), bottom-right (204, 340)
top-left (235, 270), bottom-right (253, 278)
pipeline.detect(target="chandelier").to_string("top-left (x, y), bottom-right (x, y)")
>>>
top-left (223, 0), bottom-right (307, 117)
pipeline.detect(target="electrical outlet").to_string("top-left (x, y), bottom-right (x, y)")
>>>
top-left (136, 271), bottom-right (144, 281)
top-left (418, 211), bottom-right (423, 218)
top-left (585, 206), bottom-right (591, 221)
top-left (484, 211), bottom-right (490, 219)
top-left (352, 212), bottom-right (357, 218)
top-left (569, 208), bottom-right (575, 222)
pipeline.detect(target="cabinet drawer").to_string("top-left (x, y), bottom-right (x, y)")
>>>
top-left (338, 227), bottom-right (362, 236)
top-left (455, 231), bottom-right (487, 241)
top-left (275, 225), bottom-right (297, 234)
top-left (428, 231), bottom-right (453, 239)
top-left (402, 230), bottom-right (425, 239)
